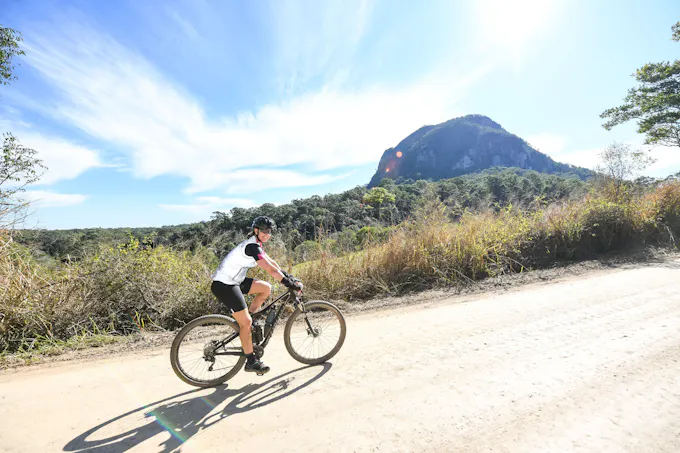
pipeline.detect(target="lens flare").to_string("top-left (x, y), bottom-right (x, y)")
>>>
top-left (146, 395), bottom-right (219, 444)
top-left (396, 151), bottom-right (402, 158)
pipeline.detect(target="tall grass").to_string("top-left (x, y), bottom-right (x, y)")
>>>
top-left (1, 236), bottom-right (218, 353)
top-left (296, 182), bottom-right (680, 300)
top-left (1, 182), bottom-right (679, 355)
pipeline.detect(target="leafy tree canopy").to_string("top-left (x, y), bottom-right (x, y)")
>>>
top-left (601, 21), bottom-right (680, 148)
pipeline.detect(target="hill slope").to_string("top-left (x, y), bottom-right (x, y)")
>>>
top-left (368, 114), bottom-right (593, 187)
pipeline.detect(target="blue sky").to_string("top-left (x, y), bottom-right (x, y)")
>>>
top-left (1, 0), bottom-right (679, 229)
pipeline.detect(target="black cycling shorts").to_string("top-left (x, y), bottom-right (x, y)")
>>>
top-left (239, 277), bottom-right (254, 295)
top-left (211, 278), bottom-right (254, 313)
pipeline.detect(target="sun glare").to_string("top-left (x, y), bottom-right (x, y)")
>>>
top-left (475, 0), bottom-right (560, 67)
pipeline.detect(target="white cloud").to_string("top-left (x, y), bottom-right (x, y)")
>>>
top-left (527, 133), bottom-right (600, 169)
top-left (639, 144), bottom-right (680, 178)
top-left (168, 10), bottom-right (200, 42)
top-left (271, 0), bottom-right (374, 91)
top-left (526, 133), bottom-right (567, 156)
top-left (18, 13), bottom-right (484, 195)
top-left (0, 121), bottom-right (101, 185)
top-left (569, 139), bottom-right (680, 177)
top-left (17, 133), bottom-right (101, 185)
top-left (528, 132), bottom-right (680, 176)
top-left (551, 148), bottom-right (602, 170)
top-left (21, 190), bottom-right (88, 207)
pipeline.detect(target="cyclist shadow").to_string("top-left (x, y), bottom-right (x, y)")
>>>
top-left (63, 363), bottom-right (332, 453)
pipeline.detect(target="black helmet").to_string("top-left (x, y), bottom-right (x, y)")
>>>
top-left (251, 215), bottom-right (275, 232)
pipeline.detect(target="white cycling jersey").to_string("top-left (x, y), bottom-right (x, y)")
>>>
top-left (212, 236), bottom-right (263, 285)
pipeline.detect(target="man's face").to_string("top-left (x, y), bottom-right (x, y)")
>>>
top-left (257, 228), bottom-right (272, 242)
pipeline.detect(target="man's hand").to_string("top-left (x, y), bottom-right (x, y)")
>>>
top-left (287, 274), bottom-right (304, 292)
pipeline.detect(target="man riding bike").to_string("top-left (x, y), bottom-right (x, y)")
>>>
top-left (210, 216), bottom-right (303, 375)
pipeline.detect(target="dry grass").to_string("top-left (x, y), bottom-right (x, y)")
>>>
top-left (1, 182), bottom-right (679, 355)
top-left (0, 236), bottom-right (218, 354)
top-left (297, 182), bottom-right (680, 300)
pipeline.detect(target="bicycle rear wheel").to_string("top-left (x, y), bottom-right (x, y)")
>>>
top-left (170, 314), bottom-right (245, 387)
top-left (284, 301), bottom-right (346, 365)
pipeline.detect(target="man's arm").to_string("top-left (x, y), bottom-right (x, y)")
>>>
top-left (256, 255), bottom-right (299, 288)
top-left (264, 251), bottom-right (282, 272)
top-left (263, 253), bottom-right (298, 282)
top-left (246, 243), bottom-right (299, 287)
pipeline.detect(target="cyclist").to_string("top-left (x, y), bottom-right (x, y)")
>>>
top-left (210, 215), bottom-right (303, 375)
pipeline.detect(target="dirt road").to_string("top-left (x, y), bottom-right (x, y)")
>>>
top-left (1, 261), bottom-right (679, 452)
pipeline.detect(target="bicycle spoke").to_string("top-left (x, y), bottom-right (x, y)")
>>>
top-left (174, 319), bottom-right (244, 385)
top-left (287, 304), bottom-right (343, 361)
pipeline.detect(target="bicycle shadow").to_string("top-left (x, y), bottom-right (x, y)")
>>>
top-left (63, 363), bottom-right (332, 453)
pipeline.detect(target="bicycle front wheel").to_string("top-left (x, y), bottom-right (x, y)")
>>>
top-left (284, 301), bottom-right (346, 365)
top-left (170, 314), bottom-right (245, 387)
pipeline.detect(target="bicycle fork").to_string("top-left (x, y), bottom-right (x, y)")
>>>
top-left (301, 307), bottom-right (320, 338)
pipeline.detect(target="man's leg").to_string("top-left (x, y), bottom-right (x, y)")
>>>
top-left (232, 308), bottom-right (270, 374)
top-left (248, 280), bottom-right (272, 314)
top-left (231, 309), bottom-right (254, 355)
top-left (212, 281), bottom-right (254, 354)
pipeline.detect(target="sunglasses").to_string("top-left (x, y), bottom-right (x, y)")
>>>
top-left (258, 228), bottom-right (272, 235)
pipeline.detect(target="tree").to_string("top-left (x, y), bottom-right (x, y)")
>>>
top-left (1, 133), bottom-right (45, 200)
top-left (1, 26), bottom-right (25, 85)
top-left (595, 142), bottom-right (656, 200)
top-left (600, 21), bottom-right (680, 148)
top-left (1, 26), bottom-right (44, 227)
top-left (362, 187), bottom-right (396, 220)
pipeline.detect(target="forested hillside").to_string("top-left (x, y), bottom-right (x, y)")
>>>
top-left (16, 168), bottom-right (589, 261)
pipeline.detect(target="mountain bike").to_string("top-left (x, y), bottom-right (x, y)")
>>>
top-left (170, 284), bottom-right (347, 387)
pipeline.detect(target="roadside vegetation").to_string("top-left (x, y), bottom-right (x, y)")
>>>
top-left (2, 22), bottom-right (680, 364)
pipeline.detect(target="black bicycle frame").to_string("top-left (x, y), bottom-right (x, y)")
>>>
top-left (213, 289), bottom-right (303, 356)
